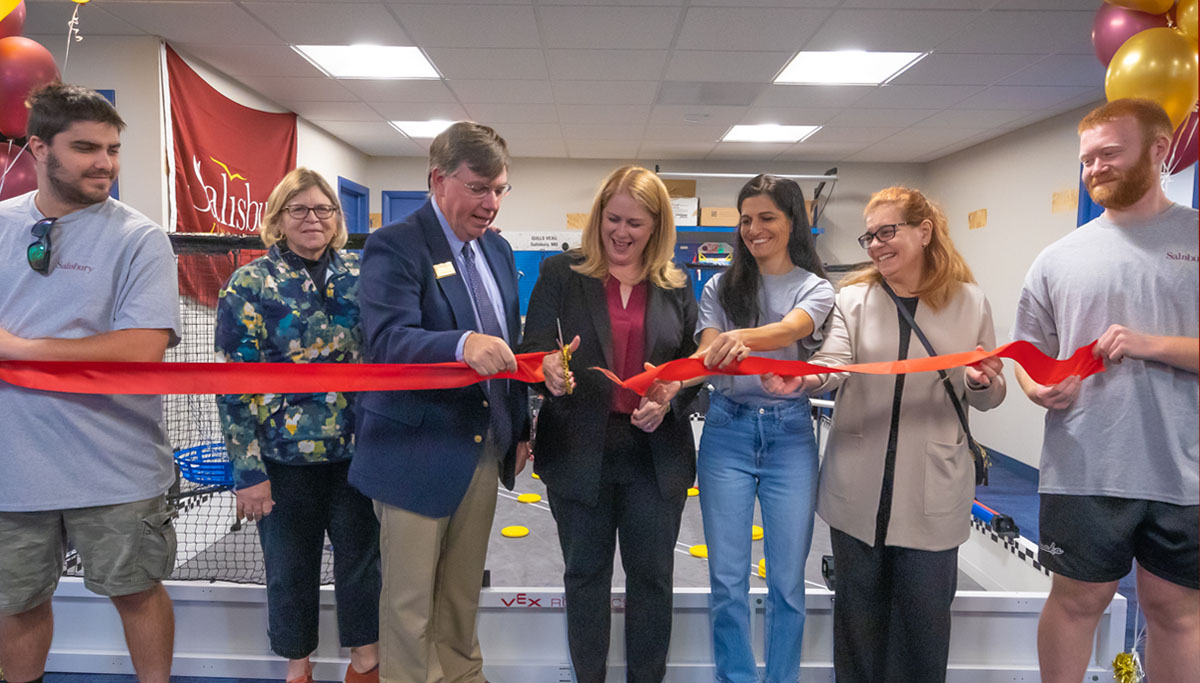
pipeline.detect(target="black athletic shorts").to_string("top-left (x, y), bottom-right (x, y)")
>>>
top-left (1039, 493), bottom-right (1199, 590)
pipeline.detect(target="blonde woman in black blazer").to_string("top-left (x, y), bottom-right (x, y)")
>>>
top-left (519, 166), bottom-right (698, 683)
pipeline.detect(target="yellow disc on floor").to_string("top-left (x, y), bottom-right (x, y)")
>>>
top-left (758, 558), bottom-right (766, 578)
top-left (517, 493), bottom-right (542, 504)
top-left (531, 472), bottom-right (540, 480)
top-left (690, 544), bottom-right (708, 558)
top-left (751, 525), bottom-right (764, 540)
top-left (687, 487), bottom-right (699, 497)
top-left (501, 526), bottom-right (529, 538)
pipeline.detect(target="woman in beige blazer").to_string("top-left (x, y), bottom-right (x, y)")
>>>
top-left (766, 186), bottom-right (1005, 683)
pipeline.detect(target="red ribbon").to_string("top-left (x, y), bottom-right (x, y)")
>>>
top-left (595, 340), bottom-right (1106, 396)
top-left (0, 341), bottom-right (1102, 397)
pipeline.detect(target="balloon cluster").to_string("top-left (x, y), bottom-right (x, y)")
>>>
top-left (1093, 0), bottom-right (1199, 175)
top-left (0, 1), bottom-right (60, 201)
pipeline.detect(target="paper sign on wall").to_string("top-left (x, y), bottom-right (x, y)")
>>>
top-left (968, 209), bottom-right (988, 230)
top-left (1051, 188), bottom-right (1078, 214)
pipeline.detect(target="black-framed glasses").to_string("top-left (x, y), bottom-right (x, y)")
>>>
top-left (27, 217), bottom-right (58, 274)
top-left (284, 205), bottom-right (339, 220)
top-left (857, 221), bottom-right (911, 249)
top-left (448, 173), bottom-right (512, 200)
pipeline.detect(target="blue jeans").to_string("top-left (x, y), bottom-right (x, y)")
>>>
top-left (259, 458), bottom-right (380, 659)
top-left (698, 392), bottom-right (819, 683)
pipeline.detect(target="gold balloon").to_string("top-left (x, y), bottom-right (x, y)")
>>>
top-left (1106, 0), bottom-right (1174, 14)
top-left (1106, 27), bottom-right (1199, 130)
top-left (1177, 0), bottom-right (1198, 45)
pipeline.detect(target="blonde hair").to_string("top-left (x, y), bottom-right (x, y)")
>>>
top-left (1079, 98), bottom-right (1173, 151)
top-left (841, 186), bottom-right (974, 311)
top-left (572, 166), bottom-right (688, 290)
top-left (261, 167), bottom-right (348, 251)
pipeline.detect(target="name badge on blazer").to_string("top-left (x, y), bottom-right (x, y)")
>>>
top-left (433, 261), bottom-right (456, 279)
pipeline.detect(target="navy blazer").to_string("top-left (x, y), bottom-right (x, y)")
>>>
top-left (519, 252), bottom-right (700, 506)
top-left (349, 200), bottom-right (529, 517)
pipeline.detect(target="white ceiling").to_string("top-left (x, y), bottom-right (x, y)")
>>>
top-left (24, 0), bottom-right (1106, 162)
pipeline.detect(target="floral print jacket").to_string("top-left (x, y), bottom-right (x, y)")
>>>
top-left (215, 245), bottom-right (362, 490)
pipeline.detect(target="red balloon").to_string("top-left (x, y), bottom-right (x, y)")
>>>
top-left (1092, 2), bottom-right (1169, 67)
top-left (0, 143), bottom-right (36, 201)
top-left (0, 36), bottom-right (60, 139)
top-left (1167, 109), bottom-right (1199, 175)
top-left (0, 1), bottom-right (25, 40)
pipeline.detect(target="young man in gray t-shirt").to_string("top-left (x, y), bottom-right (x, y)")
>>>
top-left (1012, 99), bottom-right (1199, 682)
top-left (0, 85), bottom-right (180, 683)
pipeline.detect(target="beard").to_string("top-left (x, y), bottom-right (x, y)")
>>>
top-left (1087, 146), bottom-right (1157, 210)
top-left (46, 150), bottom-right (113, 207)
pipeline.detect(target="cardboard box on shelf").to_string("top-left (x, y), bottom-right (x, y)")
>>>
top-left (565, 213), bottom-right (588, 230)
top-left (699, 207), bottom-right (739, 227)
top-left (662, 179), bottom-right (696, 198)
top-left (671, 197), bottom-right (699, 226)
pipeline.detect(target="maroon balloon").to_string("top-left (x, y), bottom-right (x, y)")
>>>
top-left (0, 143), bottom-right (36, 201)
top-left (0, 36), bottom-right (60, 139)
top-left (1092, 2), bottom-right (1169, 67)
top-left (1167, 109), bottom-right (1199, 175)
top-left (0, 1), bottom-right (26, 40)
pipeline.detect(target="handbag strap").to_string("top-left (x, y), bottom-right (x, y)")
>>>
top-left (879, 281), bottom-right (975, 442)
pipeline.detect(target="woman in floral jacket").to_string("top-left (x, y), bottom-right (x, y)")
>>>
top-left (215, 167), bottom-right (379, 683)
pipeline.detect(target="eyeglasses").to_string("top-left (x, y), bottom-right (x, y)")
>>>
top-left (448, 173), bottom-right (512, 200)
top-left (27, 217), bottom-right (58, 274)
top-left (284, 205), bottom-right (339, 220)
top-left (856, 221), bottom-right (911, 249)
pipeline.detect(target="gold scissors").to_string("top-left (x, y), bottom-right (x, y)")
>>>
top-left (557, 318), bottom-right (573, 395)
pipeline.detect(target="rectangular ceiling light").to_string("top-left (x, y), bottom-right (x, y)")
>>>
top-left (391, 120), bottom-right (454, 139)
top-left (775, 51), bottom-right (926, 86)
top-left (722, 124), bottom-right (820, 143)
top-left (294, 45), bottom-right (439, 80)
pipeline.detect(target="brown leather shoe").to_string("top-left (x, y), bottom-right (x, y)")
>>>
top-left (344, 663), bottom-right (380, 683)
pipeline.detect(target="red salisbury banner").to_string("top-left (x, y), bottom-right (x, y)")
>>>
top-left (166, 44), bottom-right (297, 304)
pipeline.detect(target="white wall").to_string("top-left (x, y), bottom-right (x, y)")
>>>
top-left (925, 102), bottom-right (1103, 468)
top-left (365, 156), bottom-right (927, 268)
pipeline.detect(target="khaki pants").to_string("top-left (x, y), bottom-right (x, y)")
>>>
top-left (375, 455), bottom-right (499, 683)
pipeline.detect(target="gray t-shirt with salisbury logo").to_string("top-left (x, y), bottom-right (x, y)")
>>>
top-left (0, 191), bottom-right (181, 512)
top-left (1012, 203), bottom-right (1199, 505)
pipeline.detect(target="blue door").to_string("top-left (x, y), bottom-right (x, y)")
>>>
top-left (338, 177), bottom-right (370, 234)
top-left (382, 190), bottom-right (427, 226)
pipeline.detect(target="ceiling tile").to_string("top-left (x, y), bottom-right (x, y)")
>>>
top-left (706, 142), bottom-right (791, 160)
top-left (556, 104), bottom-right (651, 125)
top-left (425, 48), bottom-right (548, 80)
top-left (292, 101), bottom-right (382, 122)
top-left (24, 3), bottom-right (142, 34)
top-left (890, 126), bottom-right (993, 146)
top-left (908, 108), bottom-right (1034, 128)
top-left (237, 76), bottom-right (359, 103)
top-left (535, 0), bottom-right (682, 6)
top-left (371, 101), bottom-right (472, 120)
top-left (689, 0), bottom-right (834, 6)
top-left (845, 140), bottom-right (944, 162)
top-left (840, 0), bottom-right (993, 6)
top-left (934, 11), bottom-right (1096, 55)
top-left (464, 103), bottom-right (560, 124)
top-left (676, 7), bottom-right (830, 51)
top-left (853, 84), bottom-right (982, 109)
top-left (664, 51), bottom-right (793, 83)
top-left (450, 80), bottom-right (554, 104)
top-left (537, 6), bottom-right (682, 49)
top-left (992, 0), bottom-right (1099, 9)
top-left (339, 79), bottom-right (459, 103)
top-left (651, 105), bottom-right (749, 126)
top-left (803, 9), bottom-right (981, 52)
top-left (560, 124), bottom-right (647, 140)
top-left (100, 1), bottom-right (282, 45)
top-left (311, 120), bottom-right (425, 157)
top-left (504, 138), bottom-right (568, 159)
top-left (174, 43), bottom-right (319, 77)
top-left (636, 141), bottom-right (719, 161)
top-left (553, 81), bottom-right (661, 106)
top-left (390, 4), bottom-right (538, 48)
top-left (242, 2), bottom-right (411, 45)
top-left (954, 85), bottom-right (1096, 110)
top-left (889, 52), bottom-right (1043, 86)
top-left (807, 126), bottom-right (904, 145)
top-left (566, 139), bottom-right (640, 159)
top-left (999, 55), bottom-right (1106, 87)
top-left (739, 108), bottom-right (838, 126)
top-left (831, 108), bottom-right (937, 127)
top-left (643, 123), bottom-right (728, 142)
top-left (657, 82), bottom-right (766, 107)
top-left (774, 141), bottom-right (867, 161)
top-left (486, 122), bottom-right (563, 139)
top-left (546, 50), bottom-right (669, 81)
top-left (754, 85), bottom-right (871, 109)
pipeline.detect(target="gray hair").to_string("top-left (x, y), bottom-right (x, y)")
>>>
top-left (429, 121), bottom-right (510, 180)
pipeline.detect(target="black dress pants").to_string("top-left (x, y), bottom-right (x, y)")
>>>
top-left (829, 527), bottom-right (958, 683)
top-left (546, 420), bottom-right (686, 683)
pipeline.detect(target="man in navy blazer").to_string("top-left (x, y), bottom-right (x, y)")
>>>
top-left (351, 121), bottom-right (530, 683)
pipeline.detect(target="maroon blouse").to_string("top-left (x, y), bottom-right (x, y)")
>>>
top-left (605, 277), bottom-right (648, 414)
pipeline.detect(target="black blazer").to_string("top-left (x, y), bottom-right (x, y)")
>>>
top-left (519, 252), bottom-right (699, 506)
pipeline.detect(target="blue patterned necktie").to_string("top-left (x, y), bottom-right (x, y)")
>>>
top-left (460, 243), bottom-right (505, 340)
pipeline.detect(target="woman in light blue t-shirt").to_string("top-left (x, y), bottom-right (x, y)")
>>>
top-left (694, 175), bottom-right (834, 683)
